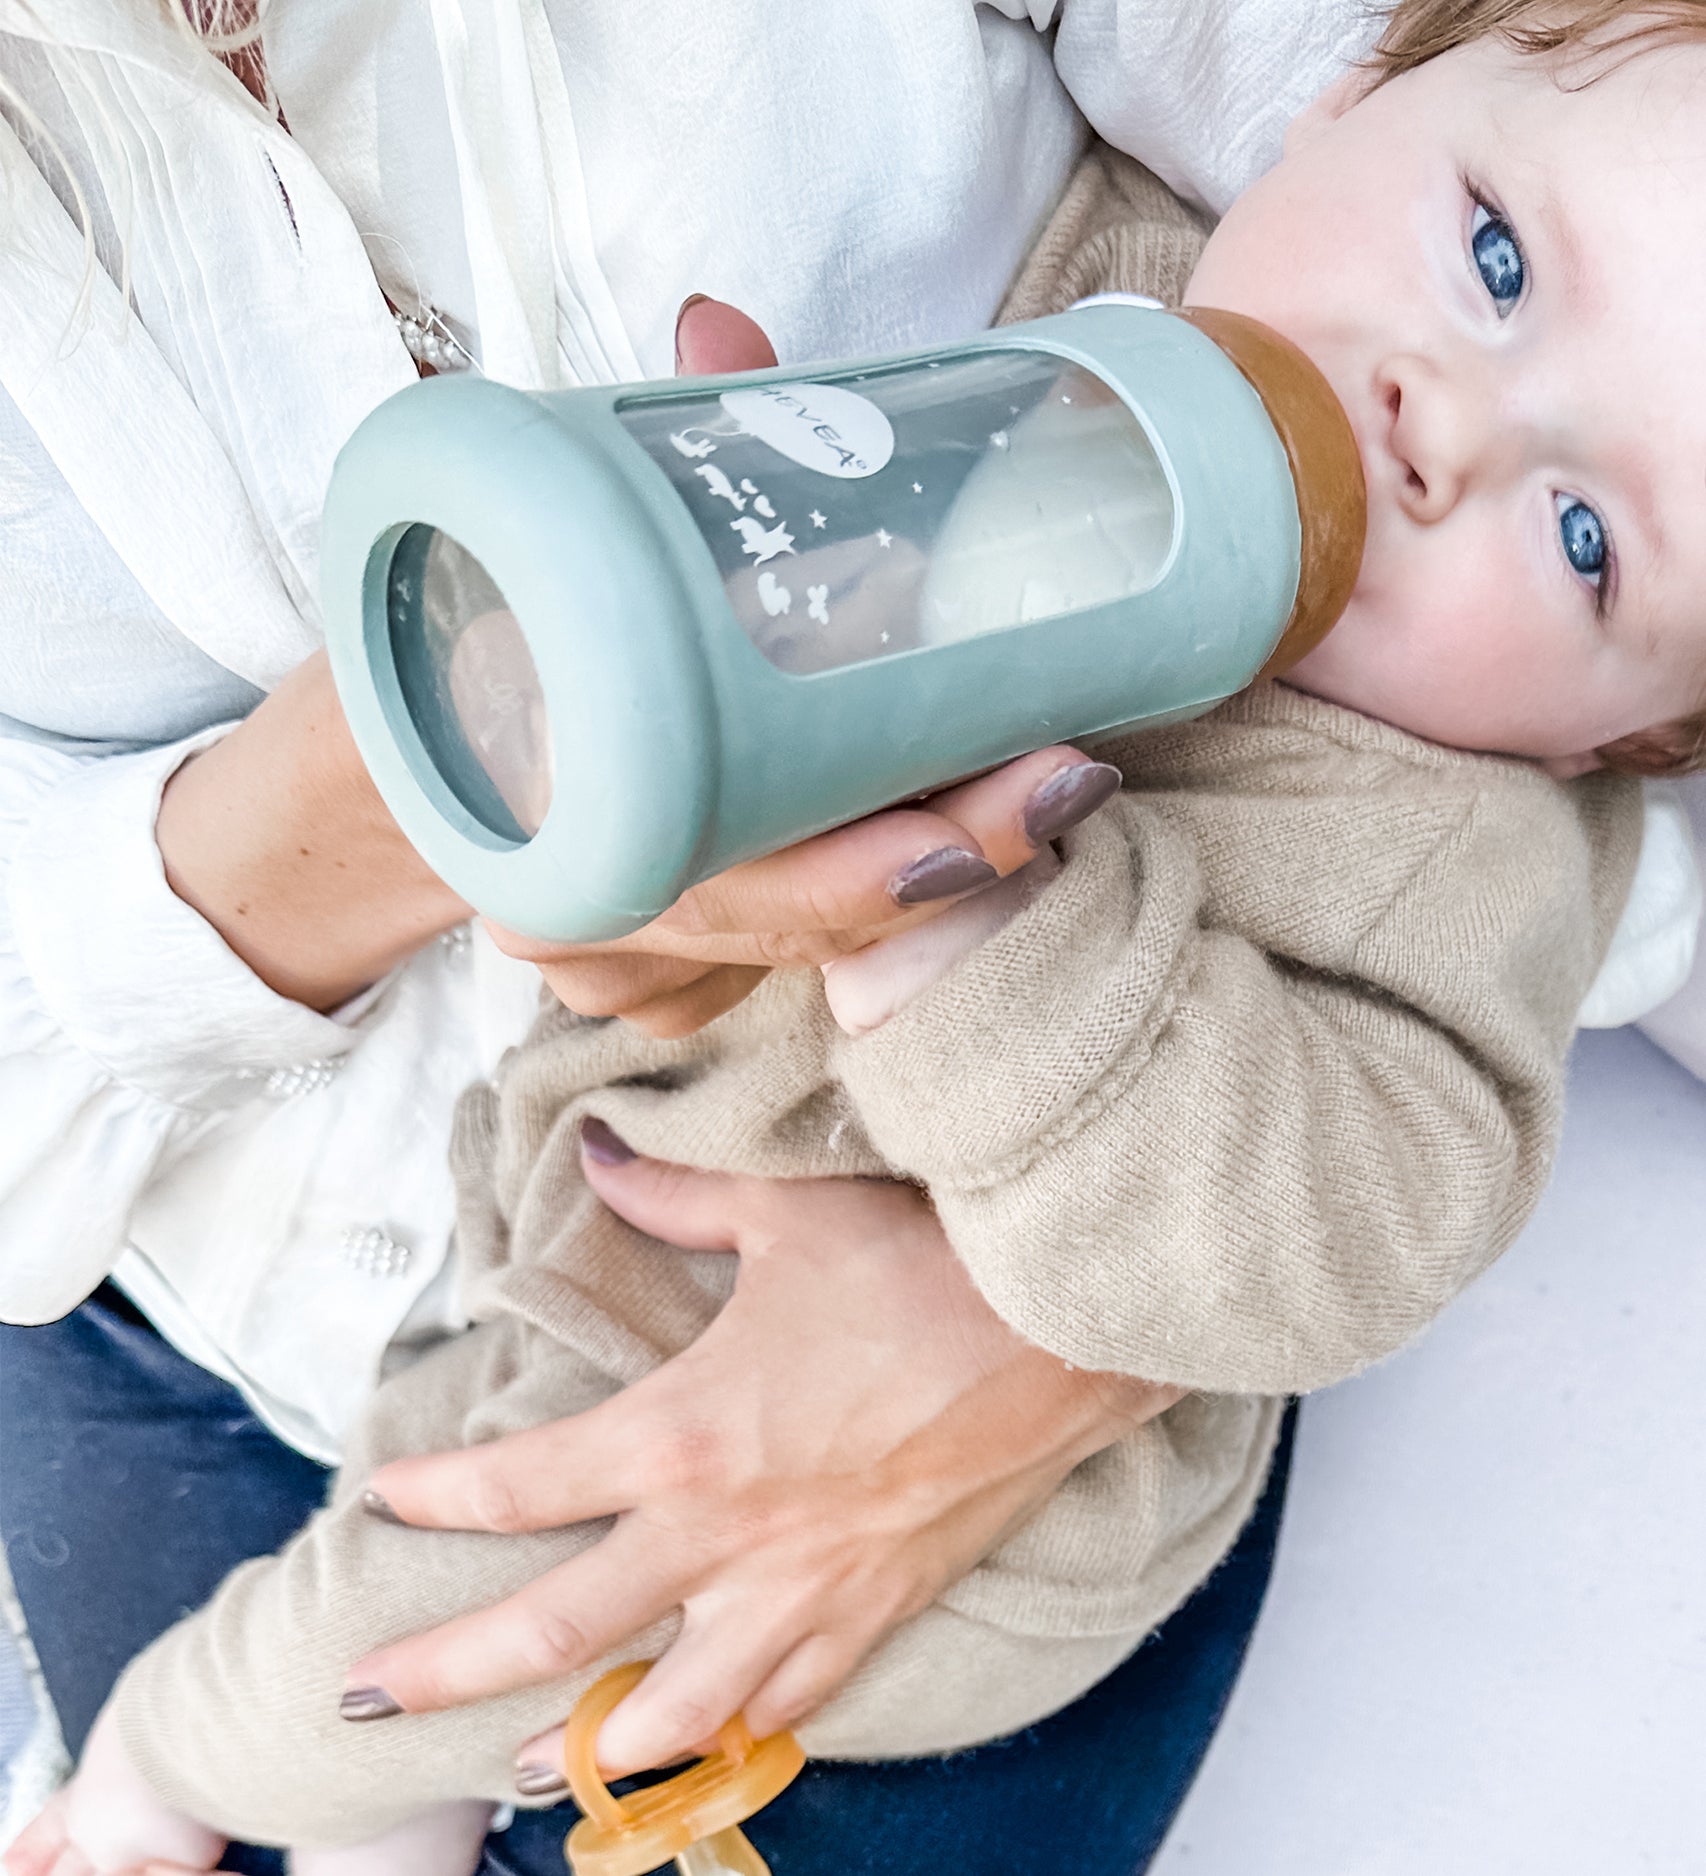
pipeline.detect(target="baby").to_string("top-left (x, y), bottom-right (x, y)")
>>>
top-left (16, 2), bottom-right (1706, 1871)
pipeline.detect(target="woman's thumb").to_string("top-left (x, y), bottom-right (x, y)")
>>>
top-left (581, 1118), bottom-right (748, 1251)
top-left (674, 295), bottom-right (779, 376)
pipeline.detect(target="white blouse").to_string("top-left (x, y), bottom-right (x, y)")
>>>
top-left (6, 0), bottom-right (1588, 1462)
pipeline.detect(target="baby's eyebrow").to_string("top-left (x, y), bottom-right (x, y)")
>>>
top-left (1610, 434), bottom-right (1663, 574)
top-left (1529, 172), bottom-right (1589, 311)
top-left (1595, 431), bottom-right (1663, 623)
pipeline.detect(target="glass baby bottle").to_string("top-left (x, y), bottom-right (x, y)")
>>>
top-left (322, 299), bottom-right (1364, 939)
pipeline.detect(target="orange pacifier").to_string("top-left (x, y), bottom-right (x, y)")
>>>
top-left (560, 1662), bottom-right (805, 1876)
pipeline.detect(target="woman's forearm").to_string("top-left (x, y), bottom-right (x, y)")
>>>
top-left (155, 651), bottom-right (469, 1012)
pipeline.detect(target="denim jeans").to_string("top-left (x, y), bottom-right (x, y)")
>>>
top-left (0, 1288), bottom-right (1295, 1876)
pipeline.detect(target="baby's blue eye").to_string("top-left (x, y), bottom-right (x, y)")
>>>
top-left (1471, 203), bottom-right (1524, 312)
top-left (1556, 496), bottom-right (1605, 584)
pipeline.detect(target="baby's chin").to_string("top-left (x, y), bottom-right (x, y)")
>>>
top-left (1275, 663), bottom-right (1484, 755)
top-left (1278, 651), bottom-right (1589, 769)
top-left (1275, 626), bottom-right (1374, 715)
top-left (1279, 625), bottom-right (1486, 752)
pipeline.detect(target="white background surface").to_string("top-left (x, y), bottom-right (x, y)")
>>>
top-left (1151, 1025), bottom-right (1706, 1875)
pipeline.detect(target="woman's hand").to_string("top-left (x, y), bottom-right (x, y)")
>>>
top-left (348, 1137), bottom-right (1183, 1777)
top-left (488, 746), bottom-right (1118, 1036)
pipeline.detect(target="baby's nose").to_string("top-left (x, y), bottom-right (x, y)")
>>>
top-left (1379, 353), bottom-right (1500, 523)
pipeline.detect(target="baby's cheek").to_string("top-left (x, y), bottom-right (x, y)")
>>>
top-left (1387, 538), bottom-right (1578, 745)
top-left (1295, 517), bottom-right (1523, 742)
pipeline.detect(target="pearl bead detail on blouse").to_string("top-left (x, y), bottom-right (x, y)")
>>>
top-left (340, 1224), bottom-right (414, 1278)
top-left (392, 307), bottom-right (473, 375)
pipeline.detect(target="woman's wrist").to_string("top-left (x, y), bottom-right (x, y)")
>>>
top-left (950, 1323), bottom-right (1184, 1499)
top-left (1076, 1365), bottom-right (1189, 1438)
top-left (156, 652), bottom-right (470, 1012)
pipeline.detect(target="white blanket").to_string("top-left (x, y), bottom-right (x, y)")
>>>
top-left (1580, 785), bottom-right (1703, 1034)
top-left (0, 1552), bottom-right (66, 1850)
top-left (1635, 777), bottom-right (1706, 1078)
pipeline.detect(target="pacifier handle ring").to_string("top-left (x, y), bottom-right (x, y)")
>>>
top-left (561, 1661), bottom-right (759, 1831)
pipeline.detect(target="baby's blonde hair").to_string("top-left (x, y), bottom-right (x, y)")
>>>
top-left (1373, 0), bottom-right (1706, 75)
top-left (1371, 0), bottom-right (1706, 776)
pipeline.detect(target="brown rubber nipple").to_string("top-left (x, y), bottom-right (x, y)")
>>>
top-left (1172, 307), bottom-right (1367, 677)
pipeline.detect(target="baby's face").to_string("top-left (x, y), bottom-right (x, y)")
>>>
top-left (1185, 29), bottom-right (1706, 766)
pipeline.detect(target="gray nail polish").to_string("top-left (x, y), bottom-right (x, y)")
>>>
top-left (515, 1763), bottom-right (571, 1798)
top-left (581, 1116), bottom-right (637, 1166)
top-left (360, 1489), bottom-right (406, 1526)
top-left (1023, 762), bottom-right (1122, 847)
top-left (889, 847), bottom-right (999, 906)
top-left (340, 1686), bottom-right (403, 1722)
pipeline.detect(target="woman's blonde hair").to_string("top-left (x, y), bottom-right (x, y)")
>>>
top-left (0, 2), bottom-right (269, 334)
top-left (1368, 0), bottom-right (1706, 776)
top-left (175, 1), bottom-right (270, 103)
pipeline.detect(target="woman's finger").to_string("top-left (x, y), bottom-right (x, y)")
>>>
top-left (922, 748), bottom-right (1122, 876)
top-left (674, 296), bottom-right (778, 376)
top-left (654, 807), bottom-right (1000, 950)
top-left (821, 849), bottom-right (1061, 1037)
top-left (655, 748), bottom-right (1118, 948)
top-left (343, 1526), bottom-right (679, 1715)
top-left (364, 1146), bottom-right (761, 1535)
top-left (577, 1131), bottom-right (771, 1252)
top-left (491, 753), bottom-right (1120, 995)
top-left (592, 1600), bottom-right (811, 1776)
top-left (365, 1391), bottom-right (643, 1533)
top-left (607, 964), bottom-right (772, 1039)
top-left (743, 1630), bottom-right (869, 1741)
top-left (524, 949), bottom-right (722, 1019)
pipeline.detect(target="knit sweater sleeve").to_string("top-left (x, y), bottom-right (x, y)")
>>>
top-left (831, 694), bottom-right (1641, 1395)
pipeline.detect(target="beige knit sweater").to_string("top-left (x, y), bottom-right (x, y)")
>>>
top-left (113, 149), bottom-right (1644, 1847)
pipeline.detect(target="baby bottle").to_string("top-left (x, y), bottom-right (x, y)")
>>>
top-left (321, 299), bottom-right (1365, 940)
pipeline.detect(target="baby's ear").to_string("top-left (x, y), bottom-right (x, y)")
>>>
top-left (1283, 69), bottom-right (1372, 157)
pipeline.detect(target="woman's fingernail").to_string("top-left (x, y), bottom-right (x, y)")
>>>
top-left (1023, 762), bottom-right (1122, 847)
top-left (581, 1116), bottom-right (637, 1166)
top-left (360, 1489), bottom-right (405, 1525)
top-left (674, 293), bottom-right (711, 371)
top-left (514, 1762), bottom-right (571, 1798)
top-left (340, 1686), bottom-right (403, 1722)
top-left (889, 847), bottom-right (1000, 906)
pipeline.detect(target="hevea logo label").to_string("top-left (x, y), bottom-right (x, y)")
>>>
top-left (719, 382), bottom-right (895, 480)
